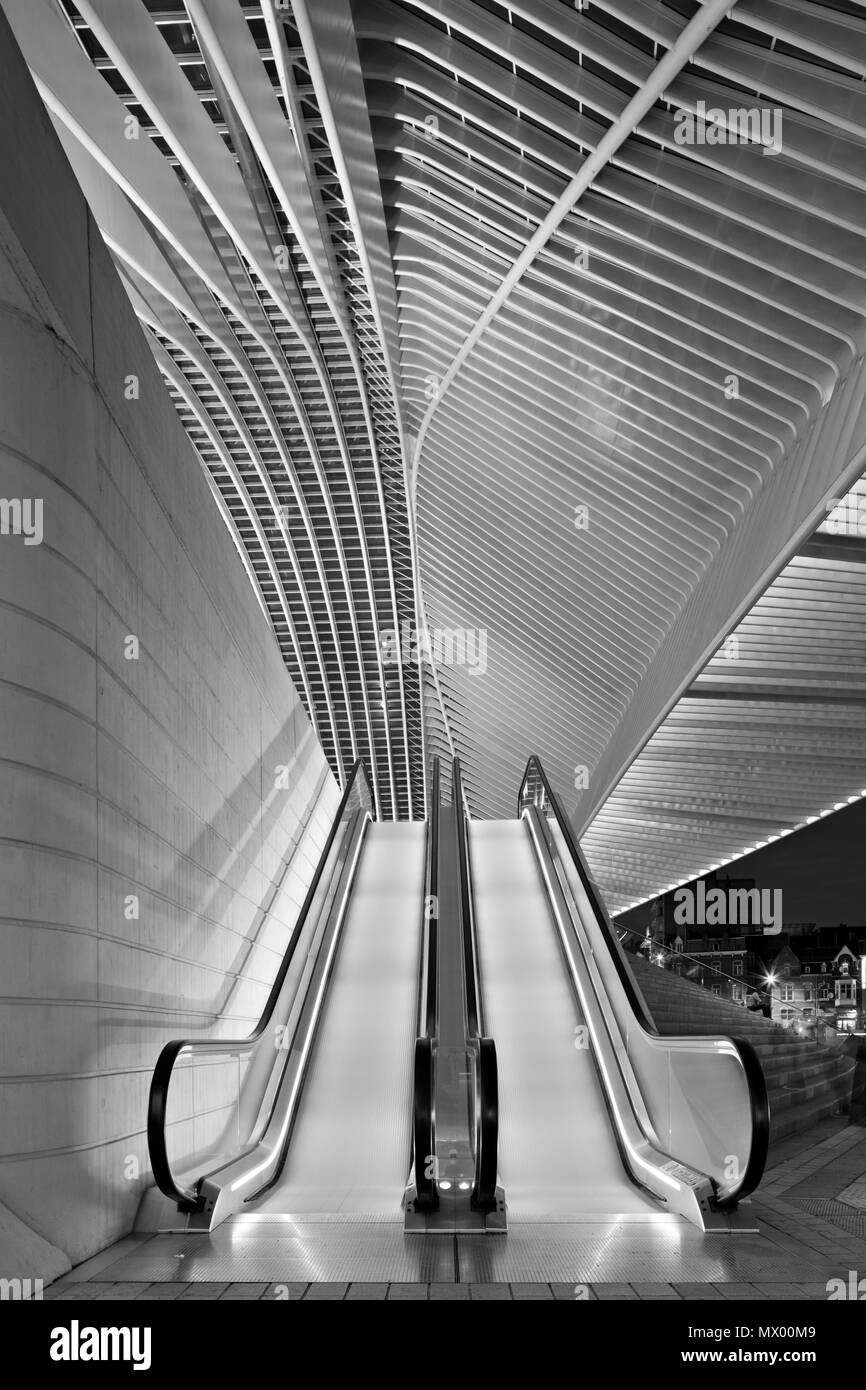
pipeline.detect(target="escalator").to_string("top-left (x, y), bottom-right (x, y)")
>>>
top-left (253, 818), bottom-right (425, 1214)
top-left (144, 762), bottom-right (426, 1229)
top-left (405, 757), bottom-right (503, 1230)
top-left (143, 754), bottom-right (768, 1239)
top-left (465, 757), bottom-right (769, 1230)
top-left (470, 816), bottom-right (657, 1216)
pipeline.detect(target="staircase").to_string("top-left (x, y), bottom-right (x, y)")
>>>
top-left (628, 955), bottom-right (859, 1143)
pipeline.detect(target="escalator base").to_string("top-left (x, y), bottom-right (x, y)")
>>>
top-left (404, 1187), bottom-right (507, 1233)
top-left (68, 1206), bottom-right (817, 1285)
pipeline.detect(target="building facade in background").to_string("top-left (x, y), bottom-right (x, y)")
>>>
top-left (622, 874), bottom-right (865, 1035)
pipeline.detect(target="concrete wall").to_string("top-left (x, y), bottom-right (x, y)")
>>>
top-left (0, 9), bottom-right (339, 1275)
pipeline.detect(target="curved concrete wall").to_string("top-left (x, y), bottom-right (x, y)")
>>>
top-left (0, 9), bottom-right (339, 1274)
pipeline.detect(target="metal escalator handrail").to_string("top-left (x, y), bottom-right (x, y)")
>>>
top-left (474, 1038), bottom-right (499, 1209)
top-left (422, 757), bottom-right (440, 1039)
top-left (517, 755), bottom-right (769, 1205)
top-left (453, 758), bottom-right (499, 1209)
top-left (518, 758), bottom-right (656, 1034)
top-left (147, 759), bottom-right (372, 1210)
top-left (454, 758), bottom-right (482, 1037)
top-left (411, 756), bottom-right (440, 1209)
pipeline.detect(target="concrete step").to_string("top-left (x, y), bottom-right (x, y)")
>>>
top-left (770, 1083), bottom-right (856, 1141)
top-left (627, 953), bottom-right (857, 1147)
top-left (769, 1060), bottom-right (855, 1115)
top-left (760, 1054), bottom-right (849, 1087)
top-left (760, 1064), bottom-right (847, 1094)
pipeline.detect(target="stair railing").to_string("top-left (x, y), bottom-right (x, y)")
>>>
top-left (617, 923), bottom-right (844, 1047)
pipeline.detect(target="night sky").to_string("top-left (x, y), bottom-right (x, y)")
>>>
top-left (616, 795), bottom-right (866, 934)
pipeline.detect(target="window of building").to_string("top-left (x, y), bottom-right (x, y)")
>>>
top-left (733, 960), bottom-right (743, 977)
top-left (803, 985), bottom-right (813, 1001)
top-left (837, 980), bottom-right (856, 1004)
top-left (780, 1008), bottom-right (794, 1020)
top-left (733, 985), bottom-right (743, 1002)
top-left (711, 984), bottom-right (721, 997)
top-left (780, 985), bottom-right (794, 1002)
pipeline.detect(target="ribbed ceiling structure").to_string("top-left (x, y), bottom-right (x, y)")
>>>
top-left (7, 0), bottom-right (866, 851)
top-left (394, 0), bottom-right (866, 819)
top-left (582, 476), bottom-right (866, 915)
top-left (4, 0), bottom-right (425, 820)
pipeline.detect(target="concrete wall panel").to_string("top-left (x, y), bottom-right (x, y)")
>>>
top-left (0, 8), bottom-right (340, 1276)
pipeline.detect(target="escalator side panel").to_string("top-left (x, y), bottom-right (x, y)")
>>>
top-left (548, 821), bottom-right (756, 1199)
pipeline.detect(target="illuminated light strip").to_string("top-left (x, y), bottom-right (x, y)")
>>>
top-left (229, 812), bottom-right (371, 1194)
top-left (523, 811), bottom-right (683, 1199)
top-left (616, 787), bottom-right (866, 914)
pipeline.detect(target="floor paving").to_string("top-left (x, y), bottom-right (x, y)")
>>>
top-left (32, 1116), bottom-right (866, 1301)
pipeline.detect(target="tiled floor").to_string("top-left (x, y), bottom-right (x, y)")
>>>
top-left (38, 1116), bottom-right (866, 1301)
top-left (37, 1279), bottom-right (834, 1300)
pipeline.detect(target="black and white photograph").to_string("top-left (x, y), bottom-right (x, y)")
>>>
top-left (1, 0), bottom-right (865, 1366)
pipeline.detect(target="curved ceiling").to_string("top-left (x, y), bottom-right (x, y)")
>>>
top-left (6, 0), bottom-right (866, 856)
top-left (4, 0), bottom-right (425, 820)
top-left (387, 0), bottom-right (866, 819)
top-left (582, 478), bottom-right (866, 915)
